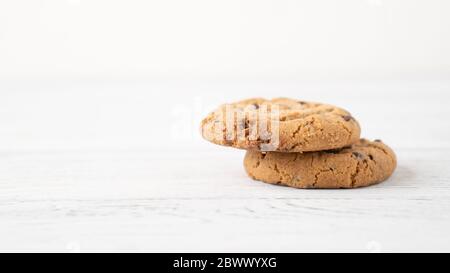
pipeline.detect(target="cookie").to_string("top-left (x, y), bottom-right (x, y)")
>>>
top-left (244, 139), bottom-right (397, 189)
top-left (201, 98), bottom-right (361, 152)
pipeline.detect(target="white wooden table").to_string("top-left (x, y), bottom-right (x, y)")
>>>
top-left (0, 80), bottom-right (449, 252)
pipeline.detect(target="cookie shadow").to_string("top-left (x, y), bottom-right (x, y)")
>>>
top-left (387, 164), bottom-right (415, 186)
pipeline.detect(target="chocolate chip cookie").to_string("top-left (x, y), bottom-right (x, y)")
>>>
top-left (244, 139), bottom-right (396, 189)
top-left (201, 98), bottom-right (361, 152)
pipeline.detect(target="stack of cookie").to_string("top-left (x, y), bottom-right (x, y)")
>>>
top-left (201, 98), bottom-right (396, 189)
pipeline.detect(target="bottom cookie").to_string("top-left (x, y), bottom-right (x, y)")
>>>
top-left (244, 139), bottom-right (397, 189)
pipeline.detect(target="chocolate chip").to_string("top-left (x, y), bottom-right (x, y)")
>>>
top-left (252, 103), bottom-right (259, 110)
top-left (374, 139), bottom-right (382, 143)
top-left (298, 101), bottom-right (307, 105)
top-left (352, 152), bottom-right (364, 159)
top-left (342, 115), bottom-right (354, 122)
top-left (369, 154), bottom-right (374, 160)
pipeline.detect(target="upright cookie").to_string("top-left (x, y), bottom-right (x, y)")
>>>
top-left (244, 139), bottom-right (396, 189)
top-left (201, 98), bottom-right (361, 152)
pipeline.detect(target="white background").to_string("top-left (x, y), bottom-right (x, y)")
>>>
top-left (1, 1), bottom-right (450, 252)
top-left (1, 0), bottom-right (450, 80)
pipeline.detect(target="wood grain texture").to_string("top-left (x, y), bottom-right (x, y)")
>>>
top-left (0, 80), bottom-right (449, 252)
